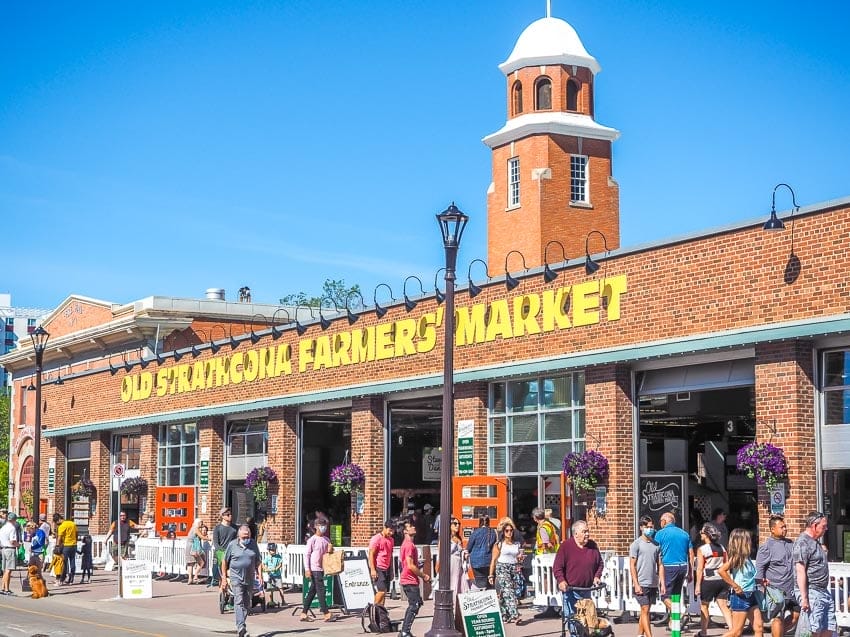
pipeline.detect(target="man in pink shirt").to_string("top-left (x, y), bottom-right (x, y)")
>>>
top-left (368, 520), bottom-right (395, 606)
top-left (399, 519), bottom-right (431, 637)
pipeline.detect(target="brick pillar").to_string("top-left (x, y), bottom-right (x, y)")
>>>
top-left (90, 431), bottom-right (110, 533)
top-left (139, 424), bottom-right (157, 517)
top-left (49, 438), bottom-right (65, 518)
top-left (199, 416), bottom-right (226, 526)
top-left (456, 382), bottom-right (488, 476)
top-left (351, 396), bottom-right (385, 546)
top-left (267, 406), bottom-right (298, 543)
top-left (585, 364), bottom-right (635, 554)
top-left (755, 341), bottom-right (816, 538)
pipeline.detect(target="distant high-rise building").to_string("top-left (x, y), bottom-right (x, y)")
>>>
top-left (0, 293), bottom-right (50, 388)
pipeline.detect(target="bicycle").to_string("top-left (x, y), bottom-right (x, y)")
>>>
top-left (561, 583), bottom-right (613, 637)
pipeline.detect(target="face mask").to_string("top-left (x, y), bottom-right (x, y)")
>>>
top-left (239, 538), bottom-right (247, 546)
top-left (317, 525), bottom-right (327, 533)
top-left (643, 528), bottom-right (656, 538)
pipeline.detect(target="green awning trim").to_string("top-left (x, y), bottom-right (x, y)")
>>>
top-left (44, 313), bottom-right (850, 439)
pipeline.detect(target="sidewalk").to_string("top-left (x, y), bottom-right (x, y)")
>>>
top-left (15, 568), bottom-right (676, 636)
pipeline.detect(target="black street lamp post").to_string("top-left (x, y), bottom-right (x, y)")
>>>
top-left (427, 203), bottom-right (468, 637)
top-left (30, 326), bottom-right (49, 521)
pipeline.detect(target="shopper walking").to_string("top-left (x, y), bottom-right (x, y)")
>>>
top-left (465, 515), bottom-right (497, 589)
top-left (629, 515), bottom-right (661, 637)
top-left (718, 528), bottom-right (763, 637)
top-left (221, 524), bottom-right (261, 637)
top-left (655, 511), bottom-right (694, 624)
top-left (398, 519), bottom-right (431, 637)
top-left (489, 516), bottom-right (523, 624)
top-left (212, 507), bottom-right (237, 586)
top-left (54, 513), bottom-right (78, 585)
top-left (367, 520), bottom-right (395, 607)
top-left (695, 522), bottom-right (732, 636)
top-left (0, 512), bottom-right (20, 595)
top-left (448, 517), bottom-right (470, 602)
top-left (185, 518), bottom-right (206, 585)
top-left (793, 511), bottom-right (836, 637)
top-left (301, 517), bottom-right (333, 623)
top-left (756, 514), bottom-right (799, 637)
top-left (553, 520), bottom-right (604, 619)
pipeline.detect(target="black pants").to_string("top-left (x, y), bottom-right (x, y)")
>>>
top-left (62, 546), bottom-right (77, 583)
top-left (472, 565), bottom-right (492, 589)
top-left (303, 571), bottom-right (328, 613)
top-left (402, 583), bottom-right (423, 633)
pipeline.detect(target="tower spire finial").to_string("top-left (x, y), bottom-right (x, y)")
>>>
top-left (546, 0), bottom-right (551, 17)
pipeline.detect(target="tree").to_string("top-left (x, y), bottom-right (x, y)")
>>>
top-left (279, 279), bottom-right (362, 309)
top-left (0, 392), bottom-right (9, 509)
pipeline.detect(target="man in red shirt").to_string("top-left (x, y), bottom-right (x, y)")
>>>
top-left (553, 520), bottom-right (603, 622)
top-left (399, 519), bottom-right (431, 637)
top-left (368, 520), bottom-right (395, 607)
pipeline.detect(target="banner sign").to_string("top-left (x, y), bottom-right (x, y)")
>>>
top-left (200, 447), bottom-right (210, 492)
top-left (457, 419), bottom-right (474, 476)
top-left (122, 559), bottom-right (153, 598)
top-left (48, 458), bottom-right (55, 495)
top-left (458, 589), bottom-right (505, 637)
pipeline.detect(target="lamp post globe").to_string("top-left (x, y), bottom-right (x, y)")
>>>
top-left (30, 326), bottom-right (49, 522)
top-left (426, 203), bottom-right (467, 637)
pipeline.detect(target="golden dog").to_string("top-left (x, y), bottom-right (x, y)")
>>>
top-left (28, 565), bottom-right (49, 599)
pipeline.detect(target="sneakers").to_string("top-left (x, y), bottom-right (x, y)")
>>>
top-left (0, 590), bottom-right (13, 596)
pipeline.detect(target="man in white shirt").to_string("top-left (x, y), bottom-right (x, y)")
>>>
top-left (0, 512), bottom-right (21, 596)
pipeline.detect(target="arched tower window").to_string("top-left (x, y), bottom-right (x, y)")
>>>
top-left (535, 77), bottom-right (552, 110)
top-left (19, 456), bottom-right (33, 517)
top-left (512, 81), bottom-right (523, 115)
top-left (567, 79), bottom-right (579, 111)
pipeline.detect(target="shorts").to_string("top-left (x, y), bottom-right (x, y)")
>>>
top-left (729, 590), bottom-right (758, 612)
top-left (0, 548), bottom-right (16, 571)
top-left (797, 587), bottom-right (836, 634)
top-left (662, 564), bottom-right (688, 599)
top-left (266, 575), bottom-right (284, 591)
top-left (700, 579), bottom-right (730, 602)
top-left (635, 587), bottom-right (658, 607)
top-left (374, 568), bottom-right (392, 593)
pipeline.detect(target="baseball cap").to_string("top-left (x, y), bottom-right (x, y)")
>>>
top-left (220, 507), bottom-right (232, 517)
top-left (7, 512), bottom-right (17, 520)
top-left (423, 504), bottom-right (433, 512)
top-left (39, 514), bottom-right (47, 521)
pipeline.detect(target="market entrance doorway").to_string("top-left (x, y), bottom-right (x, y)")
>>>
top-left (638, 361), bottom-right (759, 544)
top-left (300, 409), bottom-right (351, 544)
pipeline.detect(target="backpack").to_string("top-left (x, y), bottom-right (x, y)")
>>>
top-left (361, 602), bottom-right (394, 633)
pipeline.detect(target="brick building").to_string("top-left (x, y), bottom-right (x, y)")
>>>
top-left (2, 13), bottom-right (850, 557)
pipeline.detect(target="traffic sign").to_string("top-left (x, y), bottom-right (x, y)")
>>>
top-left (112, 463), bottom-right (126, 478)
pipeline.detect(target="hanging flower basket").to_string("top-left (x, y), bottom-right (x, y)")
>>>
top-left (245, 466), bottom-right (278, 504)
top-left (563, 449), bottom-right (610, 493)
top-left (736, 442), bottom-right (788, 490)
top-left (72, 474), bottom-right (96, 500)
top-left (120, 476), bottom-right (149, 499)
top-left (329, 462), bottom-right (365, 496)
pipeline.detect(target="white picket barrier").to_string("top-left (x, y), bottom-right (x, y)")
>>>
top-left (831, 562), bottom-right (850, 629)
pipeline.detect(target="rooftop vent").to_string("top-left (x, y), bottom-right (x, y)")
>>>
top-left (205, 288), bottom-right (226, 301)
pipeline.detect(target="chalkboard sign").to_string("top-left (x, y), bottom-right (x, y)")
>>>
top-left (337, 558), bottom-right (373, 612)
top-left (639, 474), bottom-right (685, 530)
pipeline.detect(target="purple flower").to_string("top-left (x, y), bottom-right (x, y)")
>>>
top-left (120, 476), bottom-right (149, 498)
top-left (329, 462), bottom-right (365, 496)
top-left (563, 450), bottom-right (609, 492)
top-left (736, 442), bottom-right (788, 490)
top-left (245, 466), bottom-right (278, 503)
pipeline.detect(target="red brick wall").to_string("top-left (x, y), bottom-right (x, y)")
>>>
top-left (351, 396), bottom-right (386, 545)
top-left (585, 364), bottom-right (634, 553)
top-left (266, 406), bottom-right (297, 543)
top-left (754, 341), bottom-right (816, 539)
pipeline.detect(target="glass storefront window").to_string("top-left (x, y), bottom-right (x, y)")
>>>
top-left (823, 350), bottom-right (850, 426)
top-left (488, 373), bottom-right (585, 475)
top-left (228, 419), bottom-right (268, 456)
top-left (157, 422), bottom-right (198, 486)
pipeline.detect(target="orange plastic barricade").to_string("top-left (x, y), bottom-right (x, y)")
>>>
top-left (155, 487), bottom-right (195, 536)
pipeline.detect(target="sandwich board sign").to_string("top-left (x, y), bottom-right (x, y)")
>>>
top-left (458, 588), bottom-right (505, 636)
top-left (337, 558), bottom-right (372, 612)
top-left (121, 559), bottom-right (153, 599)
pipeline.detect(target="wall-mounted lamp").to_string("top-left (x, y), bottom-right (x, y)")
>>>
top-left (271, 309), bottom-right (291, 339)
top-left (249, 313), bottom-right (268, 344)
top-left (543, 240), bottom-right (567, 283)
top-left (227, 326), bottom-right (241, 350)
top-left (345, 291), bottom-right (366, 325)
top-left (209, 325), bottom-right (227, 354)
top-left (584, 230), bottom-right (609, 275)
top-left (403, 276), bottom-right (425, 312)
top-left (295, 305), bottom-right (315, 336)
top-left (763, 182), bottom-right (800, 231)
top-left (433, 268), bottom-right (446, 305)
top-left (504, 250), bottom-right (528, 291)
top-left (467, 259), bottom-right (491, 298)
top-left (373, 283), bottom-right (395, 319)
top-left (318, 297), bottom-right (340, 331)
top-left (27, 376), bottom-right (36, 391)
top-left (55, 367), bottom-right (65, 385)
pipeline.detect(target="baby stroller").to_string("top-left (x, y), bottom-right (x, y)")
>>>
top-left (219, 575), bottom-right (267, 614)
top-left (562, 584), bottom-right (613, 637)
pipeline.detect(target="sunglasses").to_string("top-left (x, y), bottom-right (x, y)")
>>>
top-left (806, 512), bottom-right (826, 526)
top-left (451, 520), bottom-right (460, 525)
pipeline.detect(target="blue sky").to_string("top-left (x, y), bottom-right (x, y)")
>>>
top-left (2, 1), bottom-right (849, 311)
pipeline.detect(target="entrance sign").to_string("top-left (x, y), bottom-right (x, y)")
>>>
top-left (769, 483), bottom-right (786, 515)
top-left (337, 558), bottom-right (372, 612)
top-left (639, 474), bottom-right (685, 530)
top-left (458, 589), bottom-right (505, 636)
top-left (458, 419), bottom-right (474, 476)
top-left (122, 559), bottom-right (153, 598)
